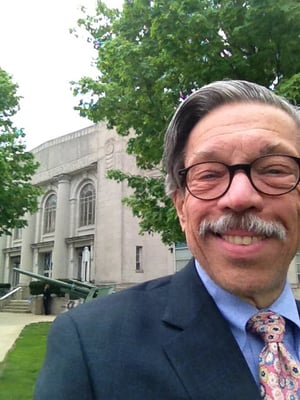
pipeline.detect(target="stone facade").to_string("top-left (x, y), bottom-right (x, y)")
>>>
top-left (0, 124), bottom-right (175, 289)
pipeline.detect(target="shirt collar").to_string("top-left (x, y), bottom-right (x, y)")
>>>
top-left (195, 259), bottom-right (300, 333)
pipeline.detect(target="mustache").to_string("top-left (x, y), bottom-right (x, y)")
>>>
top-left (198, 214), bottom-right (287, 241)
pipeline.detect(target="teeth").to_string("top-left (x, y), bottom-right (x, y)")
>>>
top-left (222, 235), bottom-right (261, 245)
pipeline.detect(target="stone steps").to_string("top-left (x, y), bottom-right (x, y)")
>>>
top-left (1, 299), bottom-right (31, 313)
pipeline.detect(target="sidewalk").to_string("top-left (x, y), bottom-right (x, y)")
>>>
top-left (0, 312), bottom-right (56, 362)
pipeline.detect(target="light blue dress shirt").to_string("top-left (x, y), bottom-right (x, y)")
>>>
top-left (195, 260), bottom-right (300, 385)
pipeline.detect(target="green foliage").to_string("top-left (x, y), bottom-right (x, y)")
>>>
top-left (276, 73), bottom-right (300, 105)
top-left (29, 280), bottom-right (64, 297)
top-left (0, 283), bottom-right (11, 297)
top-left (0, 283), bottom-right (10, 289)
top-left (29, 280), bottom-right (57, 296)
top-left (72, 0), bottom-right (300, 244)
top-left (28, 280), bottom-right (43, 295)
top-left (0, 68), bottom-right (41, 236)
top-left (0, 322), bottom-right (51, 400)
top-left (29, 279), bottom-right (82, 299)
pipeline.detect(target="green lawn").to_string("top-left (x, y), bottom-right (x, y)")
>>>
top-left (0, 322), bottom-right (51, 400)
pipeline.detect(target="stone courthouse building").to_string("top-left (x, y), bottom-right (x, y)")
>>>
top-left (0, 124), bottom-right (175, 289)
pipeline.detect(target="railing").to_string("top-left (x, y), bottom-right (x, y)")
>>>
top-left (0, 287), bottom-right (23, 310)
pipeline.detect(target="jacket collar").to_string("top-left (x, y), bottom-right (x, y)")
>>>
top-left (162, 259), bottom-right (260, 400)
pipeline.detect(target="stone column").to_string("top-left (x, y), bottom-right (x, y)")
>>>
top-left (32, 248), bottom-right (40, 274)
top-left (51, 175), bottom-right (70, 278)
top-left (67, 244), bottom-right (76, 278)
top-left (34, 205), bottom-right (43, 244)
top-left (90, 243), bottom-right (95, 282)
top-left (69, 198), bottom-right (76, 238)
top-left (3, 250), bottom-right (11, 283)
top-left (0, 235), bottom-right (7, 282)
top-left (19, 213), bottom-right (36, 284)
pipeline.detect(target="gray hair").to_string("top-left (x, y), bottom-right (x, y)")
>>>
top-left (163, 80), bottom-right (300, 197)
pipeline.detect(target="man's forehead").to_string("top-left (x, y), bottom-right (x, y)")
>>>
top-left (189, 102), bottom-right (299, 139)
top-left (184, 103), bottom-right (300, 163)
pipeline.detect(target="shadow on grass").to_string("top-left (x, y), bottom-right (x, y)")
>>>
top-left (0, 322), bottom-right (52, 400)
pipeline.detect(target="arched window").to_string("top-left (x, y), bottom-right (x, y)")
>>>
top-left (79, 183), bottom-right (95, 227)
top-left (44, 194), bottom-right (57, 233)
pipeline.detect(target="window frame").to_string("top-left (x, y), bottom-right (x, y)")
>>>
top-left (43, 193), bottom-right (57, 234)
top-left (79, 183), bottom-right (96, 227)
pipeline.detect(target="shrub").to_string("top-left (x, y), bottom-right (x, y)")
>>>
top-left (29, 279), bottom-right (81, 299)
top-left (0, 283), bottom-right (11, 297)
top-left (29, 280), bottom-right (62, 297)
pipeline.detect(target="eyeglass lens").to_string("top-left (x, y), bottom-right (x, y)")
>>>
top-left (184, 155), bottom-right (300, 200)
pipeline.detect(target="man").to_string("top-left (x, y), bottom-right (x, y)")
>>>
top-left (34, 80), bottom-right (300, 399)
top-left (43, 284), bottom-right (51, 315)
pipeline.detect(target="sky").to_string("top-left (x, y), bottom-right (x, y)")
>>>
top-left (0, 0), bottom-right (122, 150)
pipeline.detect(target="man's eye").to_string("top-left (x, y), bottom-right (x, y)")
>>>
top-left (194, 170), bottom-right (224, 181)
top-left (260, 166), bottom-right (290, 176)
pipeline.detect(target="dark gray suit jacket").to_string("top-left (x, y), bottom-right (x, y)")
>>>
top-left (34, 259), bottom-right (261, 399)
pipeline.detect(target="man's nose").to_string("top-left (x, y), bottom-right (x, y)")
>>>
top-left (217, 171), bottom-right (264, 212)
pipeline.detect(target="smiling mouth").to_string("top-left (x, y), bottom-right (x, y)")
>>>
top-left (217, 234), bottom-right (265, 245)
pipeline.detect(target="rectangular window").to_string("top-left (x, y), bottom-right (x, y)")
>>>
top-left (136, 246), bottom-right (143, 272)
top-left (11, 256), bottom-right (21, 287)
top-left (44, 209), bottom-right (56, 233)
top-left (79, 184), bottom-right (95, 227)
top-left (43, 252), bottom-right (52, 278)
top-left (13, 227), bottom-right (22, 240)
top-left (44, 195), bottom-right (56, 233)
top-left (80, 195), bottom-right (95, 226)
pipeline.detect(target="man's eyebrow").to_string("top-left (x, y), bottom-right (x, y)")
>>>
top-left (257, 144), bottom-right (291, 155)
top-left (190, 150), bottom-right (221, 160)
top-left (192, 145), bottom-right (291, 160)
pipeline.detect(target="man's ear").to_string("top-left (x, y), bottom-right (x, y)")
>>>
top-left (172, 190), bottom-right (186, 232)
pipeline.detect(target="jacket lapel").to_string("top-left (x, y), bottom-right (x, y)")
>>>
top-left (162, 260), bottom-right (260, 400)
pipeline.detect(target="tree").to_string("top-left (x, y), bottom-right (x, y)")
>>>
top-left (0, 68), bottom-right (41, 235)
top-left (72, 0), bottom-right (300, 244)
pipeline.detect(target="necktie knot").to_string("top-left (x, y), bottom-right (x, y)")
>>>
top-left (247, 311), bottom-right (285, 344)
top-left (247, 311), bottom-right (300, 398)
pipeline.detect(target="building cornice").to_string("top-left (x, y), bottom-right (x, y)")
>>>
top-left (65, 234), bottom-right (94, 245)
top-left (2, 246), bottom-right (21, 254)
top-left (31, 241), bottom-right (55, 249)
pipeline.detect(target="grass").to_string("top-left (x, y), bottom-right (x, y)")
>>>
top-left (0, 322), bottom-right (51, 400)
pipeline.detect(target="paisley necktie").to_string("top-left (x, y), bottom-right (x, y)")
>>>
top-left (247, 311), bottom-right (300, 399)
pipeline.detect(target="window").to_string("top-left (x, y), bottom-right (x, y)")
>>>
top-left (13, 227), bottom-right (22, 240)
top-left (43, 252), bottom-right (52, 278)
top-left (11, 256), bottom-right (21, 287)
top-left (79, 183), bottom-right (95, 227)
top-left (136, 246), bottom-right (143, 272)
top-left (44, 194), bottom-right (57, 233)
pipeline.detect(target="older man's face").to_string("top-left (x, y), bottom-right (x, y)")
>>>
top-left (173, 102), bottom-right (300, 308)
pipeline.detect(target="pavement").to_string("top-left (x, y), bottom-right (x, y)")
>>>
top-left (0, 312), bottom-right (56, 362)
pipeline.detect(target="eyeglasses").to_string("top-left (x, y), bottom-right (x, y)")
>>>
top-left (178, 155), bottom-right (300, 200)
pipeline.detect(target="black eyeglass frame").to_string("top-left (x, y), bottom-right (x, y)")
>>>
top-left (178, 154), bottom-right (300, 201)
